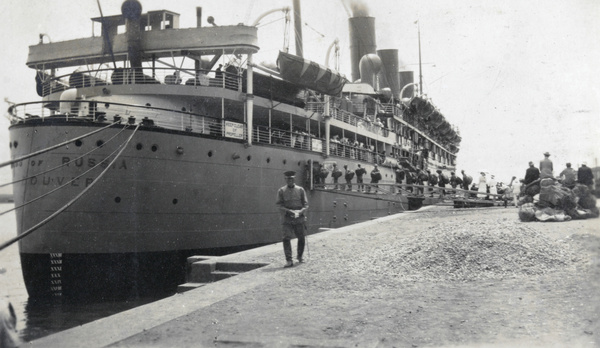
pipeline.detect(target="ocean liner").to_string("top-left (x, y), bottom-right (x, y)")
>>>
top-left (6, 0), bottom-right (460, 300)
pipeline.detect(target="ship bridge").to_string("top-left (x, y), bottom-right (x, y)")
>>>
top-left (27, 9), bottom-right (260, 70)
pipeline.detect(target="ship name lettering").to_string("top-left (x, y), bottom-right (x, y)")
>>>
top-left (30, 160), bottom-right (43, 167)
top-left (10, 161), bottom-right (23, 168)
top-left (61, 156), bottom-right (127, 170)
top-left (29, 177), bottom-right (37, 185)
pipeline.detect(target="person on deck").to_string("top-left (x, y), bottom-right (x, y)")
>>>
top-left (369, 164), bottom-right (381, 193)
top-left (477, 172), bottom-right (488, 199)
top-left (344, 164), bottom-right (355, 191)
top-left (276, 171), bottom-right (308, 268)
top-left (461, 170), bottom-right (473, 197)
top-left (449, 171), bottom-right (463, 195)
top-left (488, 174), bottom-right (498, 201)
top-left (356, 164), bottom-right (366, 192)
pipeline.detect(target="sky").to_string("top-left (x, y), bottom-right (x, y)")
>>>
top-left (0, 0), bottom-right (599, 187)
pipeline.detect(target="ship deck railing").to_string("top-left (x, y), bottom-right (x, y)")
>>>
top-left (7, 100), bottom-right (239, 139)
top-left (310, 182), bottom-right (506, 204)
top-left (38, 67), bottom-right (243, 97)
top-left (305, 101), bottom-right (390, 138)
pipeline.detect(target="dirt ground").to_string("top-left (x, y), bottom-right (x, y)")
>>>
top-left (111, 207), bottom-right (600, 348)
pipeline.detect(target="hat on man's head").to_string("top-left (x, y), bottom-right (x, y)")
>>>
top-left (544, 152), bottom-right (550, 156)
top-left (582, 161), bottom-right (588, 165)
top-left (284, 170), bottom-right (296, 178)
top-left (451, 171), bottom-right (455, 175)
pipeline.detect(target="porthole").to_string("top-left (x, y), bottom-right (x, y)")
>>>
top-left (283, 159), bottom-right (287, 165)
top-left (151, 145), bottom-right (158, 152)
top-left (247, 155), bottom-right (252, 161)
top-left (172, 199), bottom-right (178, 205)
top-left (208, 151), bottom-right (213, 157)
top-left (297, 161), bottom-right (301, 166)
top-left (115, 197), bottom-right (121, 203)
top-left (96, 140), bottom-right (104, 147)
top-left (181, 107), bottom-right (187, 112)
top-left (75, 139), bottom-right (83, 147)
top-left (12, 141), bottom-right (18, 149)
top-left (145, 103), bottom-right (151, 107)
top-left (266, 157), bottom-right (271, 163)
top-left (136, 143), bottom-right (143, 150)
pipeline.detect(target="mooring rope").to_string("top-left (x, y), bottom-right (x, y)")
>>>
top-left (0, 120), bottom-right (121, 169)
top-left (0, 123), bottom-right (140, 252)
top-left (0, 125), bottom-right (132, 217)
top-left (0, 125), bottom-right (129, 188)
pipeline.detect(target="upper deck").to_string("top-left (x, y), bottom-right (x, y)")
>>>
top-left (27, 9), bottom-right (259, 70)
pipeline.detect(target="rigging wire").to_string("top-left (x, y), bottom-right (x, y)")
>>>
top-left (0, 124), bottom-right (141, 252)
top-left (0, 120), bottom-right (121, 169)
top-left (0, 124), bottom-right (132, 218)
top-left (0, 125), bottom-right (129, 188)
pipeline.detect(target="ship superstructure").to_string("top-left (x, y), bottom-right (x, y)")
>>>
top-left (6, 0), bottom-right (460, 300)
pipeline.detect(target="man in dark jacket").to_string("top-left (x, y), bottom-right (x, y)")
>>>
top-left (524, 161), bottom-right (540, 185)
top-left (577, 162), bottom-right (594, 190)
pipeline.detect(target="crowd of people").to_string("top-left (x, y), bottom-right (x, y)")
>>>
top-left (306, 152), bottom-right (597, 210)
top-left (514, 152), bottom-right (598, 221)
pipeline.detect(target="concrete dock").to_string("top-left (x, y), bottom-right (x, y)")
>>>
top-left (26, 205), bottom-right (600, 348)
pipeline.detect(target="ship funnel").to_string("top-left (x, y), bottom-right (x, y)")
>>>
top-left (121, 0), bottom-right (143, 68)
top-left (349, 16), bottom-right (376, 82)
top-left (377, 49), bottom-right (401, 100)
top-left (359, 54), bottom-right (381, 88)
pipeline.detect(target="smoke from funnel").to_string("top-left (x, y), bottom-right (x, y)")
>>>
top-left (350, 0), bottom-right (369, 17)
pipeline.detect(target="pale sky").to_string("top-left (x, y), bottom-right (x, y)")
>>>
top-left (0, 0), bottom-right (599, 187)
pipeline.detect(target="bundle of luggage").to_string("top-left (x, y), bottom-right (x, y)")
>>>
top-left (517, 178), bottom-right (598, 222)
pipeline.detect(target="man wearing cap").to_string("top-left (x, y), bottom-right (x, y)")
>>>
top-left (524, 161), bottom-right (540, 185)
top-left (559, 163), bottom-right (577, 189)
top-left (540, 152), bottom-right (554, 179)
top-left (276, 170), bottom-right (309, 267)
top-left (577, 162), bottom-right (594, 190)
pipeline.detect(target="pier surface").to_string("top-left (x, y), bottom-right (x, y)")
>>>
top-left (28, 205), bottom-right (600, 348)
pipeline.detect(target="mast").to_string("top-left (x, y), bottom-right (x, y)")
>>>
top-left (418, 21), bottom-right (423, 95)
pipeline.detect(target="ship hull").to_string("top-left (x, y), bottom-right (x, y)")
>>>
top-left (10, 120), bottom-right (410, 300)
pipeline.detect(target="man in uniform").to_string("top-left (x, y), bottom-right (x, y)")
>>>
top-left (276, 171), bottom-right (309, 268)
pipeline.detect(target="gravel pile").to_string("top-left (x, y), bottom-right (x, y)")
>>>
top-left (348, 218), bottom-right (580, 282)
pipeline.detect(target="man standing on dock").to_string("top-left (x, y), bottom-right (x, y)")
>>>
top-left (276, 171), bottom-right (309, 268)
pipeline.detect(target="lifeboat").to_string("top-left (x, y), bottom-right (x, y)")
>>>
top-left (277, 51), bottom-right (346, 96)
